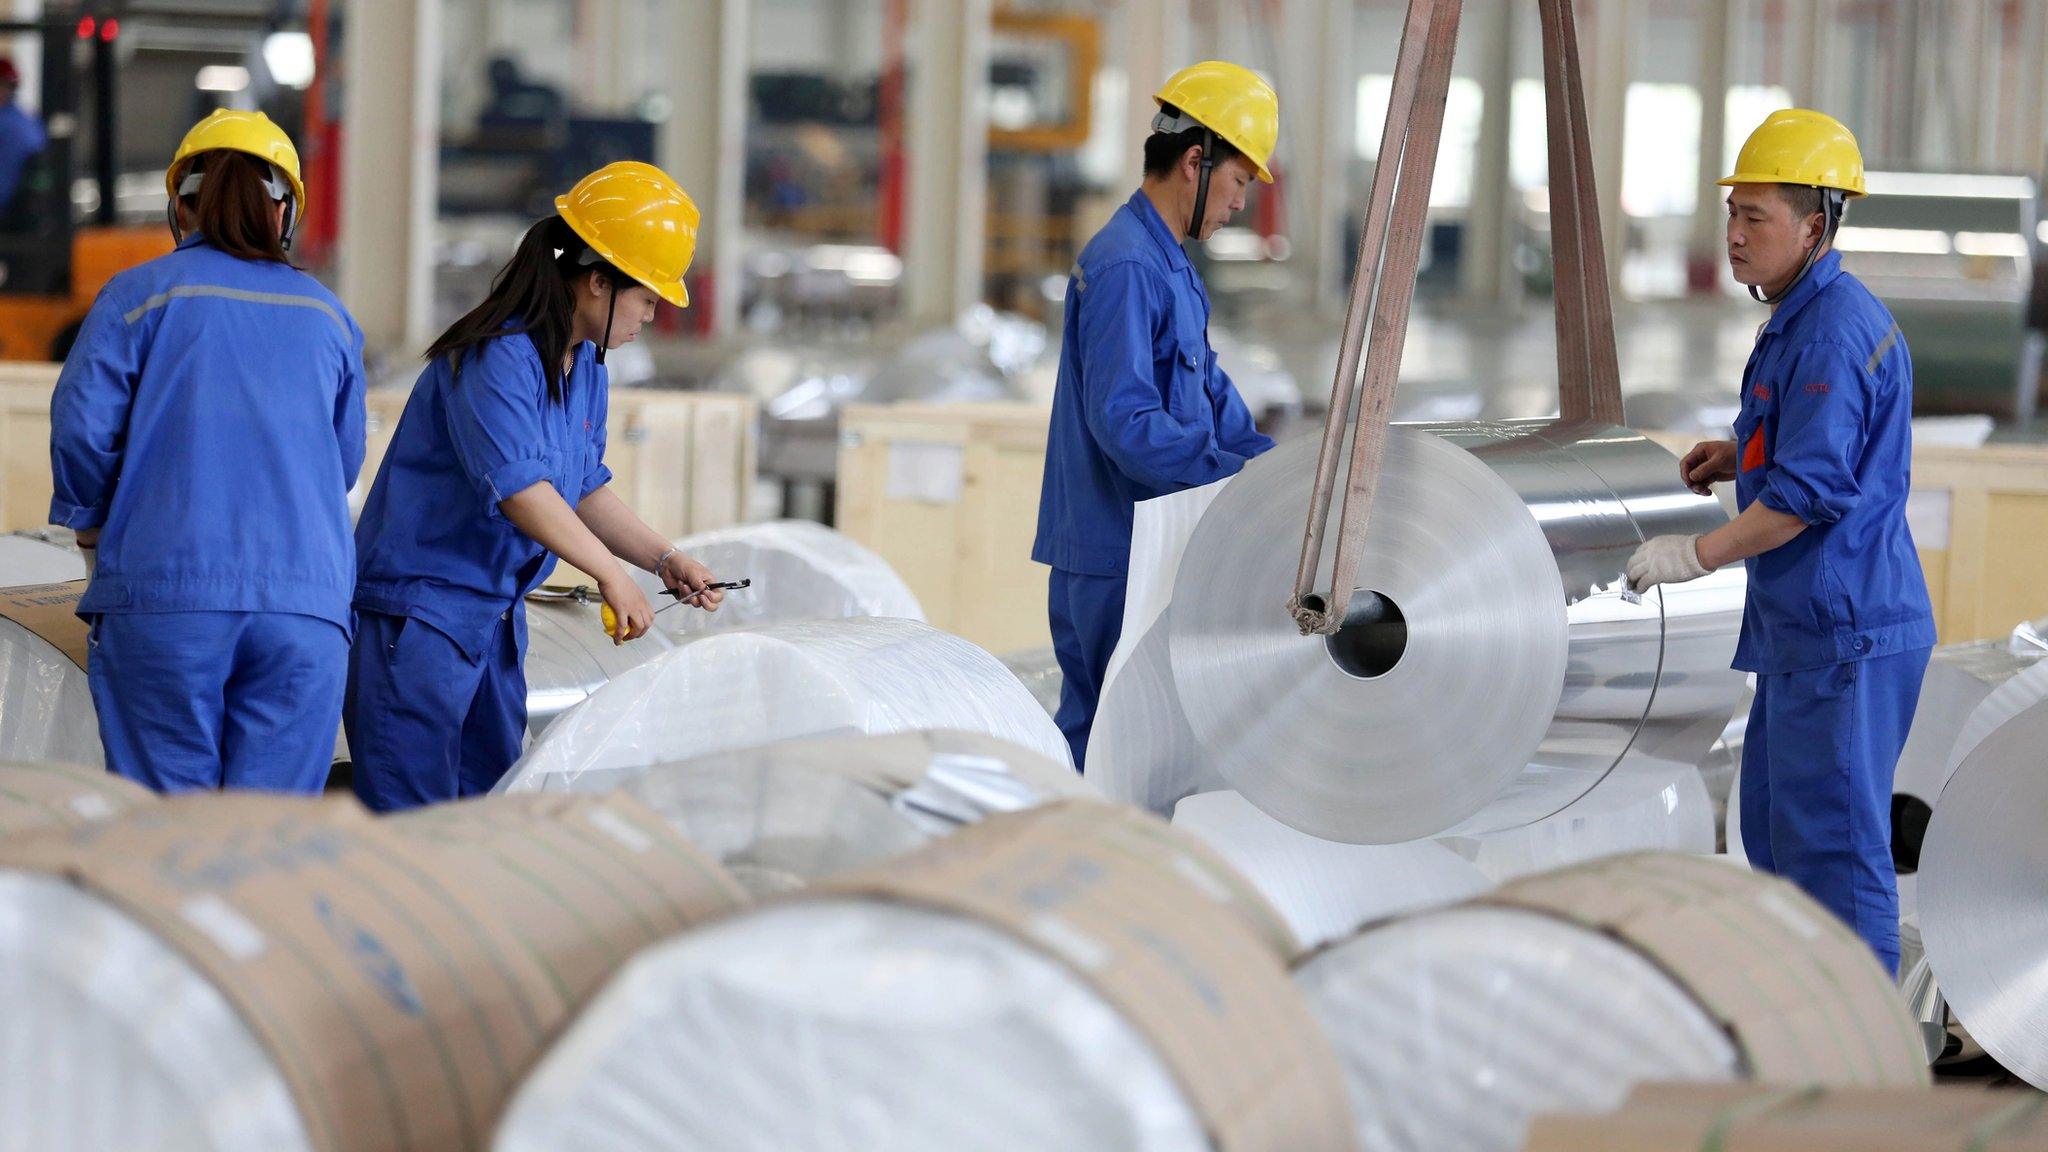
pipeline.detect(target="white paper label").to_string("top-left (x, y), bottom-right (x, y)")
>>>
top-left (181, 894), bottom-right (268, 961)
top-left (587, 806), bottom-right (654, 853)
top-left (65, 793), bottom-right (114, 821)
top-left (885, 443), bottom-right (965, 504)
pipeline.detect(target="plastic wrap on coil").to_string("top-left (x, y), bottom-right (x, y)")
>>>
top-left (0, 762), bottom-right (151, 837)
top-left (522, 594), bottom-right (678, 737)
top-left (0, 532), bottom-right (89, 586)
top-left (1167, 422), bottom-right (1746, 844)
top-left (997, 647), bottom-right (1063, 719)
top-left (1295, 852), bottom-right (1929, 1152)
top-left (627, 520), bottom-right (924, 638)
top-left (495, 803), bottom-right (1352, 1152)
top-left (1172, 790), bottom-right (1492, 953)
top-left (499, 617), bottom-right (1073, 792)
top-left (520, 729), bottom-right (1093, 895)
top-left (0, 614), bottom-right (101, 769)
top-left (1436, 754), bottom-right (1716, 884)
top-left (1918, 695), bottom-right (2048, 1092)
top-left (496, 902), bottom-right (1210, 1152)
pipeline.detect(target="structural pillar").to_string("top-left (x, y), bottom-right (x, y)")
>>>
top-left (661, 0), bottom-right (748, 337)
top-left (340, 0), bottom-right (441, 359)
top-left (1688, 0), bottom-right (1733, 294)
top-left (1790, 0), bottom-right (1833, 111)
top-left (1282, 0), bottom-right (1355, 309)
top-left (1464, 0), bottom-right (1518, 308)
top-left (6, 0), bottom-right (39, 114)
top-left (902, 0), bottom-right (991, 323)
top-left (1587, 0), bottom-right (1637, 299)
top-left (1120, 0), bottom-right (1191, 192)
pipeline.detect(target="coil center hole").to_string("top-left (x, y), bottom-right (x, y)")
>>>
top-left (1307, 591), bottom-right (1408, 680)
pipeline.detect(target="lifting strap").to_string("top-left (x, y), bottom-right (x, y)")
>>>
top-left (1288, 0), bottom-right (1624, 636)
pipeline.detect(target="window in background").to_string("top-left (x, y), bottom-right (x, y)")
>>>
top-left (1355, 74), bottom-right (1485, 209)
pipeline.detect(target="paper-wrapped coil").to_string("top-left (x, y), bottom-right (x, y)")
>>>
top-left (520, 728), bottom-right (1092, 895)
top-left (499, 617), bottom-right (1072, 792)
top-left (1917, 696), bottom-right (2048, 1091)
top-left (627, 519), bottom-right (923, 637)
top-left (0, 761), bottom-right (151, 837)
top-left (1168, 423), bottom-right (1745, 843)
top-left (1172, 790), bottom-right (1492, 953)
top-left (0, 792), bottom-right (745, 1152)
top-left (1295, 852), bottom-right (1929, 1152)
top-left (495, 803), bottom-right (1355, 1152)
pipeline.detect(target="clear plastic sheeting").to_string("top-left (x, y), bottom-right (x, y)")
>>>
top-left (1169, 423), bottom-right (1745, 844)
top-left (997, 647), bottom-right (1062, 719)
top-left (625, 519), bottom-right (924, 639)
top-left (515, 729), bottom-right (1091, 895)
top-left (1297, 906), bottom-right (1740, 1152)
top-left (0, 617), bottom-right (101, 767)
top-left (0, 531), bottom-right (88, 586)
top-left (1918, 696), bottom-right (2048, 1092)
top-left (1437, 756), bottom-right (1716, 884)
top-left (494, 901), bottom-right (1211, 1152)
top-left (0, 871), bottom-right (313, 1152)
top-left (521, 594), bottom-right (678, 738)
top-left (499, 618), bottom-right (1072, 792)
top-left (1171, 791), bottom-right (1491, 953)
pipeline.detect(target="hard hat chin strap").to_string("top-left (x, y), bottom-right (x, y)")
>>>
top-left (577, 245), bottom-right (618, 366)
top-left (1152, 108), bottom-right (1217, 241)
top-left (1750, 188), bottom-right (1845, 305)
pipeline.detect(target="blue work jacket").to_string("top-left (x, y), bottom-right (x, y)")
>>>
top-left (354, 329), bottom-right (611, 661)
top-left (1032, 191), bottom-right (1275, 576)
top-left (49, 233), bottom-right (367, 628)
top-left (1731, 249), bottom-right (1935, 674)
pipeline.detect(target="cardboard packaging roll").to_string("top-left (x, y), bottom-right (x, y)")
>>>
top-left (0, 760), bottom-right (150, 837)
top-left (495, 801), bottom-right (1360, 1152)
top-left (1523, 1082), bottom-right (2048, 1152)
top-left (0, 791), bottom-right (746, 1152)
top-left (1295, 852), bottom-right (1930, 1152)
top-left (500, 616), bottom-right (1073, 792)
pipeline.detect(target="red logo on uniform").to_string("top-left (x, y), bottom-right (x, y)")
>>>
top-left (1752, 384), bottom-right (1772, 402)
top-left (1740, 426), bottom-right (1767, 473)
top-left (1804, 382), bottom-right (1830, 394)
top-left (585, 420), bottom-right (593, 432)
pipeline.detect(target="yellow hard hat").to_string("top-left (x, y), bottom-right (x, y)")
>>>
top-left (556, 161), bottom-right (699, 308)
top-left (1153, 60), bottom-right (1279, 184)
top-left (167, 109), bottom-right (306, 214)
top-left (1720, 108), bottom-right (1866, 197)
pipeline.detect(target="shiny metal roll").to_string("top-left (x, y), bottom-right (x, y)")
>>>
top-left (520, 594), bottom-right (677, 737)
top-left (1169, 422), bottom-right (1745, 844)
top-left (1917, 695), bottom-right (2048, 1092)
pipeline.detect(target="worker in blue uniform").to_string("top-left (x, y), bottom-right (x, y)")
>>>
top-left (1628, 110), bottom-right (1934, 975)
top-left (49, 110), bottom-right (365, 794)
top-left (346, 162), bottom-right (726, 812)
top-left (1033, 61), bottom-right (1280, 772)
top-left (0, 59), bottom-right (46, 217)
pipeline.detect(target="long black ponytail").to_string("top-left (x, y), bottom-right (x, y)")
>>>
top-left (424, 215), bottom-right (629, 403)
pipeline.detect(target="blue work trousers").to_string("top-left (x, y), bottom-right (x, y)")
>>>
top-left (87, 610), bottom-right (345, 794)
top-left (1048, 569), bottom-right (1127, 773)
top-left (344, 609), bottom-right (525, 813)
top-left (1740, 646), bottom-right (1930, 976)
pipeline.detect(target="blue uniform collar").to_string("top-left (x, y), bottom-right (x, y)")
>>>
top-left (1762, 248), bottom-right (1845, 335)
top-left (1128, 189), bottom-right (1191, 273)
top-left (174, 232), bottom-right (208, 251)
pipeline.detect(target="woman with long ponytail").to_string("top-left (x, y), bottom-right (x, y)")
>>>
top-left (47, 109), bottom-right (367, 795)
top-left (346, 162), bottom-right (724, 811)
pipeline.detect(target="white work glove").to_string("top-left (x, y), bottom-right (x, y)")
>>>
top-left (1627, 533), bottom-right (1709, 593)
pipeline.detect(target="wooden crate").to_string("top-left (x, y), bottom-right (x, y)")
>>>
top-left (0, 364), bottom-right (60, 532)
top-left (8, 369), bottom-right (756, 543)
top-left (1643, 430), bottom-right (2048, 644)
top-left (836, 402), bottom-right (1052, 654)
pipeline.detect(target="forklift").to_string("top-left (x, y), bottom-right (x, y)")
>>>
top-left (0, 10), bottom-right (172, 361)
